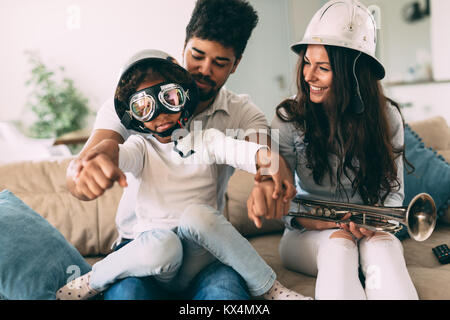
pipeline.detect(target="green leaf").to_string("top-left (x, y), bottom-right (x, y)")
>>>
top-left (24, 52), bottom-right (90, 139)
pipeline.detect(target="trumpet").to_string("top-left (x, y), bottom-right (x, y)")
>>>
top-left (287, 193), bottom-right (437, 241)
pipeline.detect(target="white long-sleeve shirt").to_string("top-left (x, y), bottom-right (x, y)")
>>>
top-left (94, 87), bottom-right (269, 240)
top-left (119, 128), bottom-right (266, 236)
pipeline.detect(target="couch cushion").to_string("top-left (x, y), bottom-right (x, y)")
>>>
top-left (249, 233), bottom-right (316, 298)
top-left (402, 224), bottom-right (450, 299)
top-left (0, 157), bottom-right (121, 256)
top-left (0, 190), bottom-right (91, 299)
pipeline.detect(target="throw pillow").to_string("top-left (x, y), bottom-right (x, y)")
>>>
top-left (403, 125), bottom-right (450, 221)
top-left (0, 190), bottom-right (91, 300)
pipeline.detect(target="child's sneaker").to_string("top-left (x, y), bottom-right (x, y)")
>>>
top-left (262, 280), bottom-right (313, 300)
top-left (56, 271), bottom-right (98, 300)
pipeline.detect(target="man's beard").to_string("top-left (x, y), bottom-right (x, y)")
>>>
top-left (192, 73), bottom-right (219, 101)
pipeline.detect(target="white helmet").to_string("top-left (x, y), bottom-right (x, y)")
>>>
top-left (290, 0), bottom-right (385, 79)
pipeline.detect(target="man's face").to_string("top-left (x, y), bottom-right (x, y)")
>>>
top-left (183, 37), bottom-right (240, 102)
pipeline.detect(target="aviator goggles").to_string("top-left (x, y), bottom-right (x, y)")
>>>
top-left (128, 82), bottom-right (189, 123)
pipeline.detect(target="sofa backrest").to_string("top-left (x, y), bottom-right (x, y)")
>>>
top-left (0, 157), bottom-right (122, 256)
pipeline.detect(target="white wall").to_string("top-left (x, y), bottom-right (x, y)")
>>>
top-left (358, 0), bottom-right (431, 83)
top-left (386, 83), bottom-right (450, 124)
top-left (0, 0), bottom-right (196, 125)
top-left (431, 0), bottom-right (450, 81)
top-left (226, 0), bottom-right (322, 122)
top-left (226, 0), bottom-right (302, 122)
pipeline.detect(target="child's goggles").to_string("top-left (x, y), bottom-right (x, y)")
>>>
top-left (129, 82), bottom-right (189, 122)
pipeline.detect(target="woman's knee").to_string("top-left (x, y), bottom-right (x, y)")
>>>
top-left (329, 229), bottom-right (357, 245)
top-left (360, 231), bottom-right (402, 252)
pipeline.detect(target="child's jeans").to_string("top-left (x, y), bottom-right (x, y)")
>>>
top-left (90, 203), bottom-right (275, 296)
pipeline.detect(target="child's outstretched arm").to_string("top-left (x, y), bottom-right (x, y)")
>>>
top-left (201, 128), bottom-right (296, 227)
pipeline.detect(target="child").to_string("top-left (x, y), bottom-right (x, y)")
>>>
top-left (56, 50), bottom-right (311, 300)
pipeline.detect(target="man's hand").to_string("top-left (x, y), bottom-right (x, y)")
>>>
top-left (247, 179), bottom-right (296, 228)
top-left (67, 139), bottom-right (127, 201)
top-left (249, 150), bottom-right (296, 228)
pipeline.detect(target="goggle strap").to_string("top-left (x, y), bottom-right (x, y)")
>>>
top-left (121, 111), bottom-right (134, 129)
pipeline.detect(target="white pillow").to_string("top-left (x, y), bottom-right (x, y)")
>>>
top-left (0, 122), bottom-right (71, 164)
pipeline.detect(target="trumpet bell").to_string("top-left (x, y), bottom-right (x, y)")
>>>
top-left (407, 193), bottom-right (437, 241)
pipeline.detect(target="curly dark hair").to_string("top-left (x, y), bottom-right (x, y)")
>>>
top-left (185, 0), bottom-right (258, 59)
top-left (276, 45), bottom-right (413, 205)
top-left (114, 60), bottom-right (193, 119)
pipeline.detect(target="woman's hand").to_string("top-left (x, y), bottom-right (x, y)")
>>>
top-left (294, 217), bottom-right (339, 231)
top-left (338, 221), bottom-right (375, 240)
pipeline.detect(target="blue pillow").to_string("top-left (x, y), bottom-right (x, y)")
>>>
top-left (403, 125), bottom-right (450, 220)
top-left (0, 190), bottom-right (91, 300)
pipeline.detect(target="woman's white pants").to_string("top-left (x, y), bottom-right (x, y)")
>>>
top-left (279, 228), bottom-right (418, 300)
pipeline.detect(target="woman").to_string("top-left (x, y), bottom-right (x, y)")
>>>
top-left (272, 0), bottom-right (418, 299)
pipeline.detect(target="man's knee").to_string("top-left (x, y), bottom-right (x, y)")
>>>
top-left (189, 262), bottom-right (250, 300)
top-left (102, 277), bottom-right (167, 300)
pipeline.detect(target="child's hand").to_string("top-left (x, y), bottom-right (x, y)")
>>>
top-left (72, 139), bottom-right (128, 200)
top-left (255, 148), bottom-right (296, 203)
top-left (251, 148), bottom-right (296, 228)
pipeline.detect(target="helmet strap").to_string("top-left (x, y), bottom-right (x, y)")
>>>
top-left (351, 52), bottom-right (365, 114)
top-left (145, 112), bottom-right (190, 138)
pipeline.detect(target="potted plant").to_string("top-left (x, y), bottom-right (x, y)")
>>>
top-left (24, 52), bottom-right (91, 139)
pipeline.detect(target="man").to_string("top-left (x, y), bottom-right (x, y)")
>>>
top-left (67, 0), bottom-right (293, 300)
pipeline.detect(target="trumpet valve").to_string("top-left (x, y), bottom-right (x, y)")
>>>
top-left (329, 209), bottom-right (337, 218)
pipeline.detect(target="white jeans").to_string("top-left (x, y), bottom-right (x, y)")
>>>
top-left (279, 228), bottom-right (418, 300)
top-left (90, 203), bottom-right (275, 296)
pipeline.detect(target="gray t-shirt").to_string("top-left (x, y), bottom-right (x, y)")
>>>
top-left (270, 103), bottom-right (405, 228)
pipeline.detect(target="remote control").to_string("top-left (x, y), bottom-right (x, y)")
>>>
top-left (432, 244), bottom-right (450, 264)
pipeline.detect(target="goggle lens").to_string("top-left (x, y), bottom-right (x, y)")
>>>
top-left (163, 88), bottom-right (185, 107)
top-left (131, 95), bottom-right (154, 120)
top-left (128, 83), bottom-right (188, 122)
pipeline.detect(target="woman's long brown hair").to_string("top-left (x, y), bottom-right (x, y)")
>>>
top-left (277, 45), bottom-right (410, 205)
